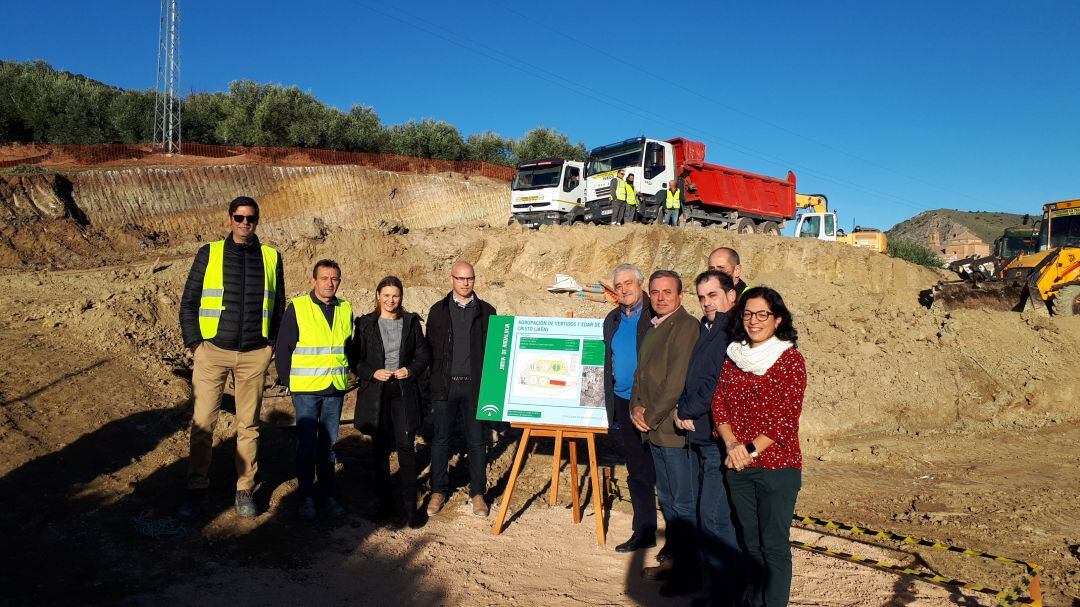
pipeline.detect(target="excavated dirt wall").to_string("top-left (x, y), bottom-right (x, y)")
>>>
top-left (68, 165), bottom-right (509, 241)
top-left (0, 165), bottom-right (509, 268)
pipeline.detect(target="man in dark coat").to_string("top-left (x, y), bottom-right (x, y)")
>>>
top-left (674, 270), bottom-right (741, 603)
top-left (708, 247), bottom-right (749, 295)
top-left (425, 261), bottom-right (497, 518)
top-left (602, 263), bottom-right (659, 553)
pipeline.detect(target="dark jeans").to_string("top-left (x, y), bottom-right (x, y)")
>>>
top-left (372, 385), bottom-right (417, 508)
top-left (613, 396), bottom-right (657, 534)
top-left (727, 466), bottom-right (801, 607)
top-left (692, 442), bottom-right (741, 603)
top-left (291, 393), bottom-right (343, 498)
top-left (651, 443), bottom-right (697, 571)
top-left (430, 380), bottom-right (486, 497)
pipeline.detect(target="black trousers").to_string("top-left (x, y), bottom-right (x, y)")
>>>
top-left (430, 380), bottom-right (487, 497)
top-left (372, 385), bottom-right (418, 509)
top-left (613, 396), bottom-right (657, 534)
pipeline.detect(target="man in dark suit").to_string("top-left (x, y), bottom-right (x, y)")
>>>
top-left (674, 270), bottom-right (741, 604)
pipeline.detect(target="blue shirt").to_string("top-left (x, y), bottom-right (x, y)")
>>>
top-left (611, 303), bottom-right (643, 399)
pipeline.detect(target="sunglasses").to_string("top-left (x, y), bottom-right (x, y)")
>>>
top-left (232, 214), bottom-right (259, 224)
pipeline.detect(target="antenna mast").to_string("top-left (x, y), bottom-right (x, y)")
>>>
top-left (154, 0), bottom-right (181, 154)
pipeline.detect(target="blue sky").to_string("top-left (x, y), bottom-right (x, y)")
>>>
top-left (3, 0), bottom-right (1078, 230)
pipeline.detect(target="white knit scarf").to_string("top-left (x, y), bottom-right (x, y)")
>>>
top-left (727, 336), bottom-right (793, 376)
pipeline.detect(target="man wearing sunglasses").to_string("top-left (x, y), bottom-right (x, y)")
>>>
top-left (424, 260), bottom-right (496, 518)
top-left (177, 196), bottom-right (286, 520)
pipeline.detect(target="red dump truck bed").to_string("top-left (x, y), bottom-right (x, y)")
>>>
top-left (670, 137), bottom-right (797, 222)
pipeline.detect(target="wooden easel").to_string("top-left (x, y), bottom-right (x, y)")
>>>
top-left (492, 423), bottom-right (608, 544)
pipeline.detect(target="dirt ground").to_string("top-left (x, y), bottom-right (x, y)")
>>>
top-left (1, 162), bottom-right (1078, 606)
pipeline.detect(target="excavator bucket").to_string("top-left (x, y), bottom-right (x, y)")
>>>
top-left (924, 280), bottom-right (1026, 312)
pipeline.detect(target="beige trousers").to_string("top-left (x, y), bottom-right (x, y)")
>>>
top-left (187, 341), bottom-right (272, 491)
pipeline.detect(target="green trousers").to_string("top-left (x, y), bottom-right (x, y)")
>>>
top-left (726, 466), bottom-right (801, 607)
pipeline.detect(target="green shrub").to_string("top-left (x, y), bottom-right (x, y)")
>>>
top-left (887, 238), bottom-right (944, 269)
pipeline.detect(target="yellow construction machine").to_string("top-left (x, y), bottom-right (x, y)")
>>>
top-left (930, 199), bottom-right (1080, 316)
top-left (794, 194), bottom-right (888, 252)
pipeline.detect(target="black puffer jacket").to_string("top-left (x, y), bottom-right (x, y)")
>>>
top-left (353, 311), bottom-right (432, 435)
top-left (179, 235), bottom-right (286, 351)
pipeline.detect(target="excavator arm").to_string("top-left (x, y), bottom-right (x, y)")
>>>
top-left (795, 193), bottom-right (829, 214)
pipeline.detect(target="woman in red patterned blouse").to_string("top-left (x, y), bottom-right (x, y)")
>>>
top-left (711, 286), bottom-right (806, 607)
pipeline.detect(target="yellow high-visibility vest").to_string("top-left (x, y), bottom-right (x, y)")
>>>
top-left (288, 296), bottom-right (353, 392)
top-left (665, 188), bottom-right (682, 210)
top-left (614, 178), bottom-right (627, 201)
top-left (625, 182), bottom-right (638, 206)
top-left (198, 240), bottom-right (280, 339)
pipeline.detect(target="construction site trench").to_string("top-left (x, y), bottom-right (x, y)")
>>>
top-left (1, 158), bottom-right (1078, 606)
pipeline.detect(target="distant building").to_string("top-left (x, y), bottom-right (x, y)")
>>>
top-left (932, 228), bottom-right (990, 262)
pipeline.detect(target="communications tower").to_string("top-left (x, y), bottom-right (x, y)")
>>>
top-left (154, 0), bottom-right (181, 154)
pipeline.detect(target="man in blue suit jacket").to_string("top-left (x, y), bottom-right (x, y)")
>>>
top-left (674, 270), bottom-right (741, 605)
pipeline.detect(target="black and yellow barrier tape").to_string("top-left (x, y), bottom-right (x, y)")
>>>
top-left (603, 475), bottom-right (1042, 606)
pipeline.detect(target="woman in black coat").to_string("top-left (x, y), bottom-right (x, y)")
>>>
top-left (354, 276), bottom-right (431, 528)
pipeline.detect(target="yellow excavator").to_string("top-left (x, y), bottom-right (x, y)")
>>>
top-left (794, 194), bottom-right (888, 252)
top-left (931, 198), bottom-right (1080, 316)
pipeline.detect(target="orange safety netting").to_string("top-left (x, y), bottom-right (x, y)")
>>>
top-left (0, 143), bottom-right (516, 181)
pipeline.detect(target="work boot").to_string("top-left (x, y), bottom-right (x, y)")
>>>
top-left (298, 497), bottom-right (317, 521)
top-left (426, 493), bottom-right (446, 516)
top-left (615, 531), bottom-right (657, 553)
top-left (322, 496), bottom-right (346, 518)
top-left (234, 490), bottom-right (258, 518)
top-left (640, 558), bottom-right (675, 581)
top-left (176, 488), bottom-right (208, 522)
top-left (471, 495), bottom-right (489, 518)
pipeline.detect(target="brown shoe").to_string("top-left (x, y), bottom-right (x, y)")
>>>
top-left (641, 558), bottom-right (675, 581)
top-left (471, 495), bottom-right (489, 518)
top-left (426, 493), bottom-right (446, 517)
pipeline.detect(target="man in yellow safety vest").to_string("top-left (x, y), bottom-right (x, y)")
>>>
top-left (663, 179), bottom-right (683, 227)
top-left (625, 173), bottom-right (640, 223)
top-left (177, 196), bottom-right (286, 520)
top-left (274, 259), bottom-right (354, 520)
top-left (609, 169), bottom-right (628, 225)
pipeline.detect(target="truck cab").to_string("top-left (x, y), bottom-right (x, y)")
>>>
top-left (584, 137), bottom-right (675, 223)
top-left (795, 212), bottom-right (839, 241)
top-left (509, 157), bottom-right (586, 228)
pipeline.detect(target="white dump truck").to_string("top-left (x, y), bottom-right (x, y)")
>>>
top-left (508, 157), bottom-right (587, 228)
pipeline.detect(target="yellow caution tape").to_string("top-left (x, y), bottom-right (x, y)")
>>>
top-left (603, 476), bottom-right (1042, 606)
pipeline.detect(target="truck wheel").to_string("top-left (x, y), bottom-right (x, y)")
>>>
top-left (735, 218), bottom-right (757, 234)
top-left (1052, 284), bottom-right (1080, 316)
top-left (760, 221), bottom-right (781, 236)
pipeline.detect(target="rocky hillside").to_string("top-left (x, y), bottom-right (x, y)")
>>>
top-left (887, 209), bottom-right (1032, 251)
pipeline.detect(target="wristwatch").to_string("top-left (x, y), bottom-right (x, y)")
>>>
top-left (745, 442), bottom-right (759, 459)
